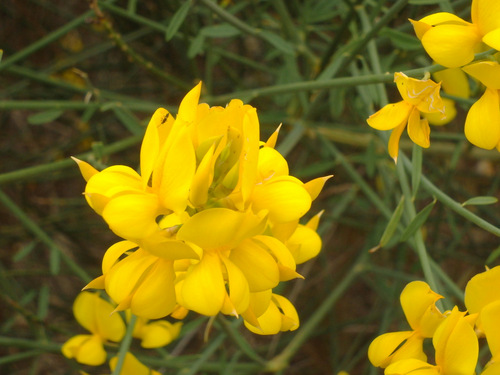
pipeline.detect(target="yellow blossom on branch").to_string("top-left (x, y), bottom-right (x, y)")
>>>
top-left (366, 72), bottom-right (446, 162)
top-left (75, 82), bottom-right (329, 334)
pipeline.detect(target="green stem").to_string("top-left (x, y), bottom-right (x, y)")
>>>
top-left (265, 256), bottom-right (366, 372)
top-left (0, 135), bottom-right (141, 185)
top-left (0, 100), bottom-right (160, 112)
top-left (112, 314), bottom-right (137, 375)
top-left (0, 336), bottom-right (61, 352)
top-left (0, 189), bottom-right (91, 282)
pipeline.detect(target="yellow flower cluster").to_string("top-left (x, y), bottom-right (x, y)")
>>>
top-left (411, 0), bottom-right (500, 151)
top-left (369, 266), bottom-right (500, 375)
top-left (73, 82), bottom-right (328, 337)
top-left (62, 292), bottom-right (179, 370)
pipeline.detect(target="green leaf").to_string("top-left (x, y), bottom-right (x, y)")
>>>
top-left (166, 0), bottom-right (192, 41)
top-left (13, 241), bottom-right (37, 262)
top-left (462, 196), bottom-right (498, 206)
top-left (37, 285), bottom-right (50, 320)
top-left (400, 199), bottom-right (436, 242)
top-left (380, 27), bottom-right (422, 51)
top-left (201, 24), bottom-right (240, 38)
top-left (188, 33), bottom-right (206, 58)
top-left (111, 107), bottom-right (143, 135)
top-left (259, 31), bottom-right (295, 55)
top-left (27, 110), bottom-right (64, 125)
top-left (486, 246), bottom-right (500, 265)
top-left (379, 196), bottom-right (405, 247)
top-left (49, 246), bottom-right (60, 275)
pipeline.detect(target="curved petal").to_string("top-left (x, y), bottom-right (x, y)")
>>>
top-left (177, 82), bottom-right (202, 124)
top-left (137, 321), bottom-right (182, 348)
top-left (421, 24), bottom-right (481, 68)
top-left (230, 239), bottom-right (279, 292)
top-left (257, 147), bottom-right (289, 181)
top-left (433, 68), bottom-right (470, 98)
top-left (62, 334), bottom-right (106, 366)
top-left (254, 235), bottom-right (299, 281)
top-left (102, 192), bottom-right (160, 240)
top-left (130, 259), bottom-right (176, 319)
top-left (110, 352), bottom-right (161, 375)
top-left (462, 61), bottom-right (500, 90)
top-left (273, 294), bottom-right (299, 332)
top-left (304, 175), bottom-right (332, 201)
top-left (464, 88), bottom-right (500, 149)
top-left (388, 122), bottom-right (407, 163)
top-left (424, 98), bottom-right (456, 126)
top-left (140, 108), bottom-right (169, 185)
top-left (464, 265), bottom-right (500, 315)
top-left (286, 223), bottom-right (322, 264)
top-left (481, 300), bottom-right (500, 361)
top-left (368, 331), bottom-right (421, 368)
top-left (473, 0), bottom-right (500, 35)
top-left (367, 101), bottom-right (412, 131)
top-left (102, 240), bottom-right (137, 274)
top-left (220, 255), bottom-right (250, 316)
top-left (395, 73), bottom-right (443, 112)
top-left (385, 358), bottom-right (438, 375)
top-left (252, 177), bottom-right (311, 222)
top-left (72, 157), bottom-right (98, 182)
top-left (181, 252), bottom-right (225, 315)
top-left (244, 298), bottom-right (282, 335)
top-left (483, 28), bottom-right (500, 50)
top-left (189, 143), bottom-right (215, 207)
top-left (407, 109), bottom-right (431, 149)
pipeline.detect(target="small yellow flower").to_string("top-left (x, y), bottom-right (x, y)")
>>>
top-left (62, 292), bottom-right (125, 366)
top-left (109, 352), bottom-right (161, 375)
top-left (410, 0), bottom-right (500, 68)
top-left (367, 72), bottom-right (445, 162)
top-left (368, 281), bottom-right (444, 368)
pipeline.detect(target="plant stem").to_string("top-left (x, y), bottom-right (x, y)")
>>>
top-left (111, 314), bottom-right (137, 375)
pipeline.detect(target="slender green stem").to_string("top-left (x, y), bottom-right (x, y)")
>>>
top-left (0, 100), bottom-right (161, 112)
top-left (0, 336), bottom-right (61, 352)
top-left (0, 135), bottom-right (141, 185)
top-left (216, 316), bottom-right (266, 365)
top-left (401, 156), bottom-right (500, 237)
top-left (112, 314), bottom-right (137, 375)
top-left (265, 255), bottom-right (366, 372)
top-left (0, 189), bottom-right (91, 282)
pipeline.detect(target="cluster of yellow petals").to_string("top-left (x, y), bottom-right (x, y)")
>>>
top-left (62, 292), bottom-right (181, 367)
top-left (74, 82), bottom-right (329, 335)
top-left (366, 72), bottom-right (446, 162)
top-left (370, 266), bottom-right (500, 375)
top-left (409, 0), bottom-right (500, 151)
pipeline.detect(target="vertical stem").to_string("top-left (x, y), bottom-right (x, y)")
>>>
top-left (112, 314), bottom-right (137, 375)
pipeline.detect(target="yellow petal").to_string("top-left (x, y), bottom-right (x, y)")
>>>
top-left (418, 12), bottom-right (471, 27)
top-left (481, 362), bottom-right (500, 375)
top-left (137, 321), bottom-right (182, 348)
top-left (220, 255), bottom-right (250, 316)
top-left (229, 239), bottom-right (280, 292)
top-left (189, 143), bottom-right (215, 207)
top-left (424, 98), bottom-right (456, 126)
top-left (473, 0), bottom-right (500, 35)
top-left (388, 122), bottom-right (407, 163)
top-left (130, 259), bottom-right (177, 319)
top-left (252, 176), bottom-right (311, 222)
top-left (102, 240), bottom-right (137, 274)
top-left (366, 101), bottom-right (412, 130)
top-left (257, 147), bottom-right (289, 181)
top-left (385, 358), bottom-right (437, 375)
top-left (264, 124), bottom-right (282, 148)
top-left (462, 61), bottom-right (500, 90)
top-left (421, 24), bottom-right (481, 67)
top-left (464, 88), bottom-right (500, 149)
top-left (62, 334), bottom-right (106, 366)
top-left (71, 157), bottom-right (98, 182)
top-left (140, 108), bottom-right (168, 186)
top-left (433, 307), bottom-right (478, 374)
top-left (110, 352), bottom-right (161, 375)
top-left (433, 68), bottom-right (470, 98)
top-left (139, 235), bottom-right (199, 261)
top-left (400, 281), bottom-right (443, 335)
top-left (286, 223), bottom-right (322, 264)
top-left (254, 235), bottom-right (299, 281)
top-left (177, 208), bottom-right (266, 250)
top-left (272, 294), bottom-right (299, 332)
top-left (407, 109), bottom-right (430, 149)
top-left (102, 193), bottom-right (160, 240)
top-left (177, 82), bottom-right (202, 124)
top-left (481, 300), bottom-right (500, 360)
top-left (304, 175), bottom-right (333, 201)
top-left (368, 332), bottom-right (425, 368)
top-left (464, 265), bottom-right (500, 315)
top-left (244, 298), bottom-right (282, 335)
top-left (181, 252), bottom-right (225, 315)
top-left (483, 28), bottom-right (500, 50)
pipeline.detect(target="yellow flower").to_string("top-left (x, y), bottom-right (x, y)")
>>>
top-left (384, 307), bottom-right (478, 375)
top-left (62, 292), bottom-right (125, 366)
top-left (130, 312), bottom-right (182, 349)
top-left (410, 0), bottom-right (500, 68)
top-left (76, 82), bottom-right (328, 332)
top-left (479, 300), bottom-right (500, 375)
top-left (109, 352), bottom-right (161, 375)
top-left (461, 61), bottom-right (500, 150)
top-left (368, 281), bottom-right (444, 368)
top-left (367, 72), bottom-right (445, 162)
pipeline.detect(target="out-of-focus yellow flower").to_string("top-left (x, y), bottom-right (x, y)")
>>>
top-left (461, 61), bottom-right (500, 150)
top-left (109, 352), bottom-right (161, 375)
top-left (410, 0), bottom-right (500, 68)
top-left (368, 281), bottom-right (445, 368)
top-left (424, 68), bottom-right (470, 126)
top-left (479, 300), bottom-right (500, 375)
top-left (75, 82), bottom-right (329, 334)
top-left (384, 307), bottom-right (478, 375)
top-left (367, 72), bottom-right (445, 162)
top-left (129, 312), bottom-right (182, 348)
top-left (62, 292), bottom-right (125, 366)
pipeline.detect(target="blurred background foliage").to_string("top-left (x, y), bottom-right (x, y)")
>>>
top-left (0, 0), bottom-right (499, 374)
